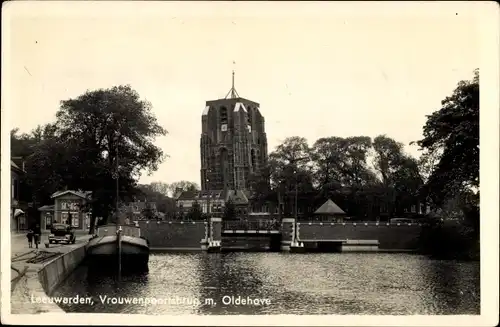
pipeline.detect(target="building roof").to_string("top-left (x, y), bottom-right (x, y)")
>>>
top-left (177, 190), bottom-right (225, 201)
top-left (51, 190), bottom-right (92, 199)
top-left (38, 205), bottom-right (55, 211)
top-left (177, 189), bottom-right (252, 205)
top-left (11, 160), bottom-right (24, 174)
top-left (314, 199), bottom-right (346, 215)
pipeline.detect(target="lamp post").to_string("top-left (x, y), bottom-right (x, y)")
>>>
top-left (206, 168), bottom-right (212, 219)
top-left (289, 156), bottom-right (309, 246)
top-left (112, 132), bottom-right (121, 278)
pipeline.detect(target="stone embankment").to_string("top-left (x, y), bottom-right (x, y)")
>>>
top-left (10, 232), bottom-right (91, 314)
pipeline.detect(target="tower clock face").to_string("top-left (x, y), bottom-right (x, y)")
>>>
top-left (221, 124), bottom-right (228, 132)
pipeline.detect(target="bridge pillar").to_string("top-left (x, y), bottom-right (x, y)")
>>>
top-left (200, 221), bottom-right (209, 250)
top-left (207, 217), bottom-right (222, 252)
top-left (280, 218), bottom-right (296, 251)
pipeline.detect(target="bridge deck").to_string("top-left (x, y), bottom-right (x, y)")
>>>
top-left (223, 230), bottom-right (280, 234)
top-left (298, 239), bottom-right (380, 245)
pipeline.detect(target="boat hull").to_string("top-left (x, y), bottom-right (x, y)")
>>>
top-left (86, 235), bottom-right (149, 272)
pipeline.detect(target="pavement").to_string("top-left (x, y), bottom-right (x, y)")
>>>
top-left (9, 231), bottom-right (92, 314)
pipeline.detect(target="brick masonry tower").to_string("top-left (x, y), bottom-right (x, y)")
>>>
top-left (200, 71), bottom-right (268, 192)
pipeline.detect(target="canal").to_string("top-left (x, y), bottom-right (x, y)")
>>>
top-left (53, 252), bottom-right (480, 315)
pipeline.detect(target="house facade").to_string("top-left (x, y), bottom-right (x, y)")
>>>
top-left (176, 189), bottom-right (279, 220)
top-left (123, 201), bottom-right (158, 220)
top-left (38, 190), bottom-right (92, 232)
top-left (11, 160), bottom-right (26, 231)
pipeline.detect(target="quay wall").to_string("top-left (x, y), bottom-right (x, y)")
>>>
top-left (297, 222), bottom-right (422, 250)
top-left (38, 244), bottom-right (87, 295)
top-left (138, 221), bottom-right (207, 250)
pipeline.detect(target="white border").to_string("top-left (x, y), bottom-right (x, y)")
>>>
top-left (2, 1), bottom-right (498, 326)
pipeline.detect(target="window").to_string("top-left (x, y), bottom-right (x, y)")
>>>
top-left (220, 106), bottom-right (228, 124)
top-left (61, 212), bottom-right (79, 228)
top-left (72, 216), bottom-right (79, 228)
top-left (250, 149), bottom-right (256, 170)
top-left (45, 215), bottom-right (52, 229)
top-left (247, 110), bottom-right (252, 133)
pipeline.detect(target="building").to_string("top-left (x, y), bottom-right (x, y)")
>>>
top-left (38, 190), bottom-right (92, 232)
top-left (200, 71), bottom-right (268, 191)
top-left (123, 201), bottom-right (158, 220)
top-left (313, 199), bottom-right (347, 222)
top-left (11, 160), bottom-right (26, 231)
top-left (176, 189), bottom-right (252, 216)
top-left (177, 72), bottom-right (272, 219)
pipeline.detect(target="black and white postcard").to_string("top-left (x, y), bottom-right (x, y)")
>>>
top-left (1, 1), bottom-right (498, 326)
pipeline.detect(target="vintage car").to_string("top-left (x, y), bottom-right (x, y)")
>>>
top-left (48, 223), bottom-right (76, 244)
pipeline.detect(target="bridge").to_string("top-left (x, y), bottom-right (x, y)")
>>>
top-left (138, 217), bottom-right (435, 252)
top-left (215, 217), bottom-right (423, 252)
top-left (222, 220), bottom-right (280, 235)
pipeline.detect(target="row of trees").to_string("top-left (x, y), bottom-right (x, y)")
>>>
top-left (248, 134), bottom-right (424, 219)
top-left (248, 69), bottom-right (479, 225)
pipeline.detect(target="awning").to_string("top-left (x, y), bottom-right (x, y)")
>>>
top-left (14, 209), bottom-right (25, 217)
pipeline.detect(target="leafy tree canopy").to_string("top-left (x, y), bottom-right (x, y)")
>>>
top-left (416, 69), bottom-right (479, 207)
top-left (11, 85), bottom-right (167, 233)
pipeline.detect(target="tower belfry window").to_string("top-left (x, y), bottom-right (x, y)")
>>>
top-left (220, 107), bottom-right (228, 124)
top-left (246, 108), bottom-right (252, 132)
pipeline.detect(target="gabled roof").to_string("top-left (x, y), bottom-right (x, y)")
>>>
top-left (314, 199), bottom-right (346, 215)
top-left (51, 190), bottom-right (92, 200)
top-left (177, 190), bottom-right (200, 201)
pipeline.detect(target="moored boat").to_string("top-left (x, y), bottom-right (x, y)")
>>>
top-left (86, 224), bottom-right (150, 272)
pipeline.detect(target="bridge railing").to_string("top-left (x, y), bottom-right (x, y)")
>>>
top-left (223, 220), bottom-right (280, 231)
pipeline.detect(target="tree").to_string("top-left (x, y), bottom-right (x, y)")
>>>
top-left (247, 164), bottom-right (272, 202)
top-left (141, 206), bottom-right (157, 220)
top-left (187, 201), bottom-right (202, 221)
top-left (223, 199), bottom-right (236, 221)
top-left (11, 124), bottom-right (63, 205)
top-left (392, 156), bottom-right (424, 215)
top-left (310, 136), bottom-right (347, 189)
top-left (44, 85), bottom-right (167, 233)
top-left (373, 135), bottom-right (406, 186)
top-left (167, 181), bottom-right (200, 198)
top-left (137, 183), bottom-right (176, 217)
top-left (148, 181), bottom-right (170, 196)
top-left (416, 69), bottom-right (479, 207)
top-left (267, 137), bottom-right (314, 216)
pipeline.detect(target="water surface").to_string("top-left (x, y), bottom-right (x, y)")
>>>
top-left (53, 252), bottom-right (480, 315)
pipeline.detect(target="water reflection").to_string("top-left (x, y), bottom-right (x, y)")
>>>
top-left (53, 253), bottom-right (480, 315)
top-left (419, 259), bottom-right (480, 314)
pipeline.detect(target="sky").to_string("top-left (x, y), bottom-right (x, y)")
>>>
top-left (5, 2), bottom-right (481, 186)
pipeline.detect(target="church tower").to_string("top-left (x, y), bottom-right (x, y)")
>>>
top-left (200, 72), bottom-right (268, 192)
